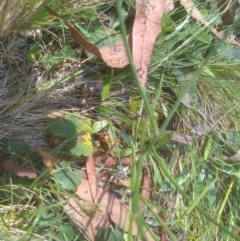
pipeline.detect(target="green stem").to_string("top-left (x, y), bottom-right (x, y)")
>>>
top-left (115, 0), bottom-right (159, 136)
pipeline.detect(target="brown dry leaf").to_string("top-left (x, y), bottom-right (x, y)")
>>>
top-left (180, 0), bottom-right (240, 47)
top-left (161, 215), bottom-right (167, 241)
top-left (97, 155), bottom-right (132, 168)
top-left (164, 0), bottom-right (174, 13)
top-left (140, 166), bottom-right (152, 212)
top-left (38, 145), bottom-right (58, 172)
top-left (65, 153), bottom-right (156, 240)
top-left (44, 4), bottom-right (129, 68)
top-left (171, 132), bottom-right (193, 145)
top-left (132, 0), bottom-right (167, 87)
top-left (63, 178), bottom-right (111, 241)
top-left (222, 150), bottom-right (240, 162)
top-left (66, 178), bottom-right (156, 241)
top-left (99, 39), bottom-right (129, 68)
top-left (0, 157), bottom-right (37, 179)
top-left (86, 153), bottom-right (97, 201)
top-left (110, 177), bottom-right (130, 187)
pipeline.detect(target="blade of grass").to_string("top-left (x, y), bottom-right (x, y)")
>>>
top-left (115, 0), bottom-right (159, 136)
top-left (152, 146), bottom-right (240, 240)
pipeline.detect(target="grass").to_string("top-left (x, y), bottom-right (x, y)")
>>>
top-left (1, 0), bottom-right (240, 240)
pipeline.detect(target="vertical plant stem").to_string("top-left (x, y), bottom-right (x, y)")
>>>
top-left (215, 178), bottom-right (236, 239)
top-left (115, 0), bottom-right (159, 136)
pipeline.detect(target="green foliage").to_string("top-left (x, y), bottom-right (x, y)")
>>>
top-left (48, 113), bottom-right (110, 157)
top-left (91, 120), bottom-right (109, 133)
top-left (155, 131), bottom-right (173, 149)
top-left (95, 227), bottom-right (124, 241)
top-left (0, 137), bottom-right (31, 160)
top-left (49, 113), bottom-right (91, 138)
top-left (159, 169), bottom-right (190, 192)
top-left (216, 42), bottom-right (240, 62)
top-left (48, 113), bottom-right (93, 156)
top-left (27, 43), bottom-right (76, 69)
top-left (101, 68), bottom-right (113, 100)
top-left (58, 223), bottom-right (85, 241)
top-left (2, 0), bottom-right (240, 240)
top-left (161, 13), bottom-right (176, 35)
top-left (69, 132), bottom-right (93, 156)
top-left (51, 161), bottom-right (82, 190)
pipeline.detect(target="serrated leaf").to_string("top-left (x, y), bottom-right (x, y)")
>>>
top-left (215, 162), bottom-right (240, 177)
top-left (69, 133), bottom-right (93, 156)
top-left (224, 131), bottom-right (240, 150)
top-left (48, 113), bottom-right (91, 138)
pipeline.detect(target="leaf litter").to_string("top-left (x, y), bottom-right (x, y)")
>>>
top-left (42, 1), bottom-right (201, 239)
top-left (44, 4), bottom-right (129, 68)
top-left (63, 153), bottom-right (156, 241)
top-left (44, 0), bottom-right (167, 87)
top-left (0, 157), bottom-right (37, 179)
top-left (38, 144), bottom-right (59, 173)
top-left (132, 0), bottom-right (167, 87)
top-left (3, 0), bottom-right (235, 239)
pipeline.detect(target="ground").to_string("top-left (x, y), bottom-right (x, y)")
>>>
top-left (1, 0), bottom-right (240, 241)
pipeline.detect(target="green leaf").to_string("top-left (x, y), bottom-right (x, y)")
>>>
top-left (101, 70), bottom-right (112, 100)
top-left (59, 223), bottom-right (84, 241)
top-left (216, 42), bottom-right (240, 61)
top-left (159, 170), bottom-right (190, 192)
top-left (48, 113), bottom-right (91, 138)
top-left (161, 13), bottom-right (175, 35)
top-left (101, 79), bottom-right (111, 100)
top-left (150, 158), bottom-right (163, 187)
top-left (48, 114), bottom-right (93, 156)
top-left (74, 23), bottom-right (92, 39)
top-left (91, 120), bottom-right (109, 134)
top-left (58, 160), bottom-right (71, 168)
top-left (89, 28), bottom-right (123, 49)
top-left (202, 67), bottom-right (215, 78)
top-left (119, 148), bottom-right (132, 157)
top-left (214, 161), bottom-right (240, 177)
top-left (95, 228), bottom-right (124, 241)
top-left (196, 30), bottom-right (212, 44)
top-left (112, 8), bottom-right (128, 29)
top-left (203, 135), bottom-right (213, 160)
top-left (69, 132), bottom-right (93, 156)
top-left (224, 131), bottom-right (240, 151)
top-left (51, 162), bottom-right (82, 190)
top-left (121, 132), bottom-right (132, 145)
